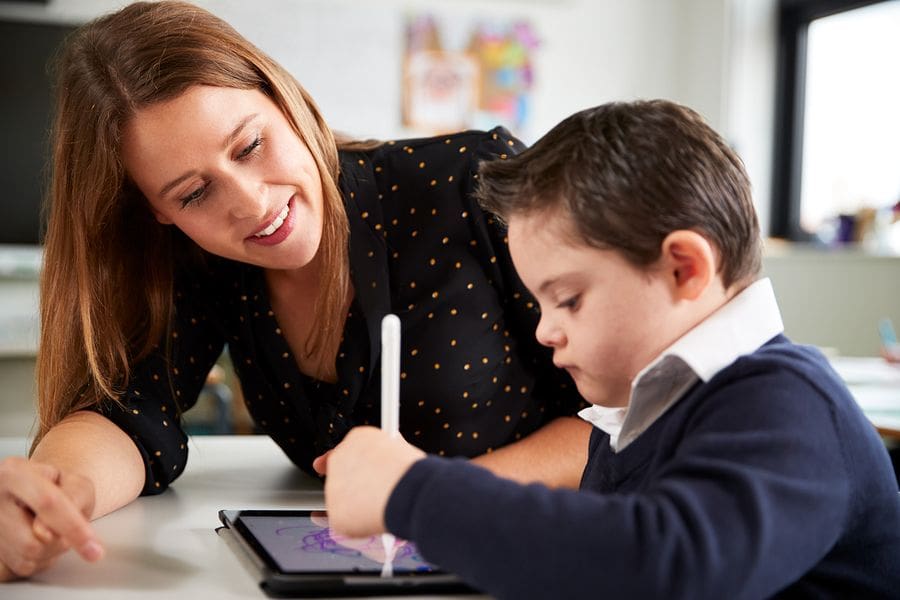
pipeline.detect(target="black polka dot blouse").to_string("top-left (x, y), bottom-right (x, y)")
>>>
top-left (93, 127), bottom-right (586, 495)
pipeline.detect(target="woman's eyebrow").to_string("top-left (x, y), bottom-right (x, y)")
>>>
top-left (222, 113), bottom-right (258, 150)
top-left (159, 170), bottom-right (199, 199)
top-left (157, 113), bottom-right (260, 199)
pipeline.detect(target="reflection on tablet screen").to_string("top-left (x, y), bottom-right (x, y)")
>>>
top-left (239, 515), bottom-right (439, 574)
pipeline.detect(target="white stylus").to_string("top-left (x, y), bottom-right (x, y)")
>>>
top-left (380, 314), bottom-right (401, 577)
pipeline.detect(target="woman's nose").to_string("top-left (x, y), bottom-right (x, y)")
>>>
top-left (226, 175), bottom-right (267, 220)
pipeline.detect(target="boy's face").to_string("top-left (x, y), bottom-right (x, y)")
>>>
top-left (508, 210), bottom-right (678, 407)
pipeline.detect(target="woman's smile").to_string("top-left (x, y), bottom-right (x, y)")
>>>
top-left (248, 197), bottom-right (295, 246)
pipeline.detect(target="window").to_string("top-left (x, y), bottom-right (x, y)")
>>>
top-left (772, 0), bottom-right (900, 244)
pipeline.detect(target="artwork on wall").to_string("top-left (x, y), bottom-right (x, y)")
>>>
top-left (402, 13), bottom-right (539, 136)
top-left (402, 45), bottom-right (480, 133)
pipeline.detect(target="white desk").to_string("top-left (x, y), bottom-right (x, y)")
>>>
top-left (1, 359), bottom-right (896, 598)
top-left (0, 436), bottom-right (480, 599)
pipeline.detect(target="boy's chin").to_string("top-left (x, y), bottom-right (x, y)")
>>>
top-left (578, 380), bottom-right (629, 408)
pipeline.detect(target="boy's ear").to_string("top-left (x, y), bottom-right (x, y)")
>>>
top-left (659, 230), bottom-right (717, 301)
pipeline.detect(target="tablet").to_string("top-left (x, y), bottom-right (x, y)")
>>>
top-left (217, 509), bottom-right (477, 597)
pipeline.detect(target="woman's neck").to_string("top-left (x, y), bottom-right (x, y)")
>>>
top-left (264, 247), bottom-right (325, 294)
top-left (263, 251), bottom-right (352, 383)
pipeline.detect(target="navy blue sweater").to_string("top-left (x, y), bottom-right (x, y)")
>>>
top-left (385, 337), bottom-right (900, 599)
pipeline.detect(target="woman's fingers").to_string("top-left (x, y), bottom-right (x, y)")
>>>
top-left (0, 560), bottom-right (18, 582)
top-left (0, 500), bottom-right (51, 578)
top-left (33, 517), bottom-right (56, 544)
top-left (58, 471), bottom-right (96, 520)
top-left (0, 457), bottom-right (102, 564)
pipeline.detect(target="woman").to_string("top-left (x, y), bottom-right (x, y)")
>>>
top-left (0, 0), bottom-right (588, 581)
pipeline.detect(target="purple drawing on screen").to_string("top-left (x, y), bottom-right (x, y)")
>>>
top-left (274, 525), bottom-right (426, 565)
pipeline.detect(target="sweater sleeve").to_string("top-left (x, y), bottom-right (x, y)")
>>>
top-left (384, 368), bottom-right (853, 600)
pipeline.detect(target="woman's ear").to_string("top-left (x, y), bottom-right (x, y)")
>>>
top-left (150, 207), bottom-right (174, 225)
top-left (659, 230), bottom-right (717, 301)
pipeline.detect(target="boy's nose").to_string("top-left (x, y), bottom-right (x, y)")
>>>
top-left (535, 315), bottom-right (565, 348)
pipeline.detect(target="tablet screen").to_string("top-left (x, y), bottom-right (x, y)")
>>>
top-left (236, 512), bottom-right (440, 575)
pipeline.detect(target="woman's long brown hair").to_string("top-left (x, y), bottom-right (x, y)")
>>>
top-left (34, 1), bottom-right (355, 451)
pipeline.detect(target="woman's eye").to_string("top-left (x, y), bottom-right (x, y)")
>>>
top-left (180, 184), bottom-right (207, 207)
top-left (237, 136), bottom-right (262, 159)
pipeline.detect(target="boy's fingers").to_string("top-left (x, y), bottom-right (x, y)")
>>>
top-left (309, 510), bottom-right (329, 527)
top-left (312, 451), bottom-right (331, 476)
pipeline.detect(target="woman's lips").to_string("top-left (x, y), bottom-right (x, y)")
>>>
top-left (246, 197), bottom-right (295, 246)
top-left (253, 203), bottom-right (290, 238)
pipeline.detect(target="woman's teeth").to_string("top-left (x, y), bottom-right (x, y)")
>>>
top-left (254, 203), bottom-right (290, 238)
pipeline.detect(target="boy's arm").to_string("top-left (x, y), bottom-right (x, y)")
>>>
top-left (469, 416), bottom-right (590, 488)
top-left (327, 367), bottom-right (878, 599)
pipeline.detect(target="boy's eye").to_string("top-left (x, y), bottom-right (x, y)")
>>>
top-left (557, 295), bottom-right (580, 310)
top-left (236, 135), bottom-right (262, 159)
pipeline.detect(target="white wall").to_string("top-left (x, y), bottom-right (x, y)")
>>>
top-left (723, 0), bottom-right (778, 236)
top-left (1, 0), bottom-right (776, 213)
top-left (196, 0), bottom-right (689, 143)
top-left (763, 248), bottom-right (900, 357)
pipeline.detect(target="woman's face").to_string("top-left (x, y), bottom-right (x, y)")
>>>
top-left (122, 85), bottom-right (325, 271)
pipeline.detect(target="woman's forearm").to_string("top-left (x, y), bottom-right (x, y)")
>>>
top-left (470, 416), bottom-right (591, 489)
top-left (30, 410), bottom-right (145, 519)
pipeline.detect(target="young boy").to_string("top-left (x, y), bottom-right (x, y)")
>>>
top-left (319, 100), bottom-right (900, 598)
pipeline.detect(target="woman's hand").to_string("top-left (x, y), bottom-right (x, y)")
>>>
top-left (0, 457), bottom-right (103, 581)
top-left (321, 427), bottom-right (424, 538)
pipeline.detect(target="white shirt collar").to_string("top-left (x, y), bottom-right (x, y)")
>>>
top-left (579, 278), bottom-right (784, 451)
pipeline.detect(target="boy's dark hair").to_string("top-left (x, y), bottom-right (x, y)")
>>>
top-left (476, 100), bottom-right (762, 289)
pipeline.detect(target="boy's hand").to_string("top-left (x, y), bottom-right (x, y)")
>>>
top-left (0, 457), bottom-right (102, 581)
top-left (323, 427), bottom-right (425, 538)
top-left (311, 450), bottom-right (331, 476)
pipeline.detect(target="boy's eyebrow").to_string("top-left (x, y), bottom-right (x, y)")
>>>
top-left (538, 271), bottom-right (584, 295)
top-left (157, 113), bottom-right (259, 199)
top-left (538, 276), bottom-right (568, 294)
